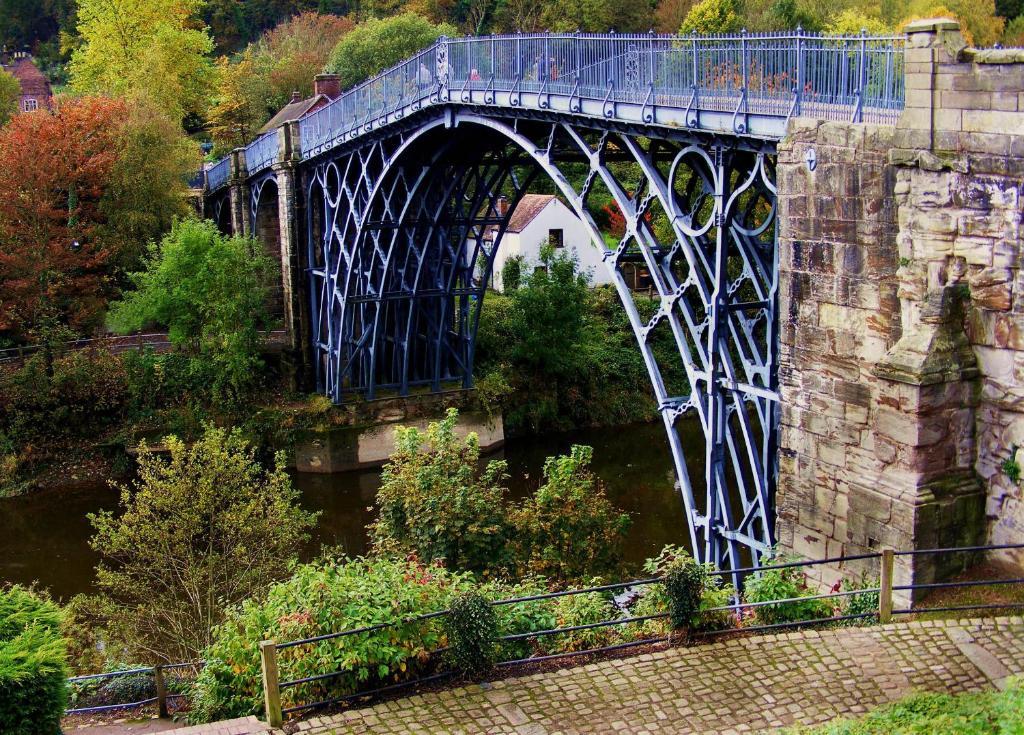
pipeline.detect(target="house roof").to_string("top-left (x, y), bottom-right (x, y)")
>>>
top-left (506, 194), bottom-right (558, 233)
top-left (2, 56), bottom-right (50, 98)
top-left (258, 93), bottom-right (329, 134)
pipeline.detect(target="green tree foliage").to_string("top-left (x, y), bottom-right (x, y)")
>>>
top-left (370, 408), bottom-right (514, 575)
top-left (742, 555), bottom-right (836, 625)
top-left (207, 51), bottom-right (274, 153)
top-left (539, 0), bottom-right (657, 32)
top-left (108, 218), bottom-right (274, 402)
top-left (0, 69), bottom-right (18, 126)
top-left (655, 0), bottom-right (697, 32)
top-left (325, 12), bottom-right (456, 88)
top-left (190, 555), bottom-right (475, 721)
top-left (511, 445), bottom-right (631, 582)
top-left (768, 0), bottom-right (825, 30)
top-left (476, 250), bottom-right (675, 433)
top-left (84, 426), bottom-right (317, 663)
top-left (826, 8), bottom-right (892, 34)
top-left (0, 586), bottom-right (68, 735)
top-left (68, 0), bottom-right (216, 122)
top-left (680, 0), bottom-right (742, 33)
top-left (1006, 14), bottom-right (1024, 43)
top-left (900, 0), bottom-right (1005, 46)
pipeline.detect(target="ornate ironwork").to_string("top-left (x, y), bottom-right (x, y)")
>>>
top-left (303, 112), bottom-right (778, 576)
top-left (203, 29), bottom-right (909, 579)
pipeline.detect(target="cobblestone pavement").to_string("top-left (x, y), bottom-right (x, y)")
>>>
top-left (70, 617), bottom-right (1024, 735)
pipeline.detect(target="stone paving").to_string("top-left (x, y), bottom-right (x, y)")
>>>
top-left (72, 617), bottom-right (1024, 735)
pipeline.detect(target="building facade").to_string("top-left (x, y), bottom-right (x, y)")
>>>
top-left (1, 52), bottom-right (51, 113)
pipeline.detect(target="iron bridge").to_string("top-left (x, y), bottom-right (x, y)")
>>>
top-left (203, 30), bottom-right (906, 579)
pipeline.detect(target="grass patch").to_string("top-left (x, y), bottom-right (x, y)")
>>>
top-left (788, 677), bottom-right (1023, 734)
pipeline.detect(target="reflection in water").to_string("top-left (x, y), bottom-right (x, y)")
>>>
top-left (0, 421), bottom-right (698, 600)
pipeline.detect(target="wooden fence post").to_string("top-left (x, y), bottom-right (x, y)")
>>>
top-left (879, 548), bottom-right (895, 624)
top-left (260, 640), bottom-right (284, 728)
top-left (153, 664), bottom-right (169, 718)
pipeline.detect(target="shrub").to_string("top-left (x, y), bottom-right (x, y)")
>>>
top-left (841, 576), bottom-right (880, 627)
top-left (89, 425), bottom-right (317, 663)
top-left (479, 578), bottom-right (558, 661)
top-left (511, 445), bottom-right (630, 584)
top-left (108, 217), bottom-right (274, 403)
top-left (633, 546), bottom-right (734, 637)
top-left (370, 408), bottom-right (514, 576)
top-left (190, 556), bottom-right (475, 722)
top-left (0, 586), bottom-right (68, 735)
top-left (549, 587), bottom-right (620, 653)
top-left (445, 591), bottom-right (498, 677)
top-left (743, 557), bottom-right (836, 626)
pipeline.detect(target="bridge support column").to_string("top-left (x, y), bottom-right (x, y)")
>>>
top-left (228, 148), bottom-right (251, 237)
top-left (776, 18), bottom-right (1024, 600)
top-left (273, 122), bottom-right (310, 390)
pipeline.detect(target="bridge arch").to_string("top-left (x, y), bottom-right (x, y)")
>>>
top-left (305, 110), bottom-right (779, 573)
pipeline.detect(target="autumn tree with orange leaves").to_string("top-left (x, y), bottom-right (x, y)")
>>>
top-left (0, 97), bottom-right (199, 343)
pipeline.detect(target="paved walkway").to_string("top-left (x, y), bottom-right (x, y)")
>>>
top-left (74, 617), bottom-right (1024, 735)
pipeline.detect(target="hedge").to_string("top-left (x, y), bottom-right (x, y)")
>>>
top-left (0, 586), bottom-right (68, 735)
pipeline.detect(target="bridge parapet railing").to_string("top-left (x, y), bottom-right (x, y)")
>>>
top-left (255, 541), bottom-right (1023, 726)
top-left (245, 130), bottom-right (280, 176)
top-left (290, 30), bottom-right (904, 166)
top-left (207, 156), bottom-right (231, 192)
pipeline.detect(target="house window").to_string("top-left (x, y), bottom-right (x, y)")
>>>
top-left (23, 98), bottom-right (38, 112)
top-left (548, 228), bottom-right (563, 248)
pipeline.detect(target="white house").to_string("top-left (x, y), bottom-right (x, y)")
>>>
top-left (482, 194), bottom-right (613, 292)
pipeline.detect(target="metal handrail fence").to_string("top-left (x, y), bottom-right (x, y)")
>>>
top-left (245, 131), bottom-right (279, 176)
top-left (282, 30), bottom-right (904, 168)
top-left (0, 333), bottom-right (171, 365)
top-left (255, 542), bottom-right (1024, 726)
top-left (65, 661), bottom-right (202, 717)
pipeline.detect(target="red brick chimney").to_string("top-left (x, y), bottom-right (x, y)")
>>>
top-left (497, 196), bottom-right (509, 216)
top-left (314, 74), bottom-right (342, 100)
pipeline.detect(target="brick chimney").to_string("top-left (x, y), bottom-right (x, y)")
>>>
top-left (314, 74), bottom-right (342, 100)
top-left (497, 196), bottom-right (509, 216)
top-left (290, 90), bottom-right (302, 103)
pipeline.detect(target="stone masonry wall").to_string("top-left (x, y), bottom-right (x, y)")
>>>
top-left (776, 19), bottom-right (1024, 594)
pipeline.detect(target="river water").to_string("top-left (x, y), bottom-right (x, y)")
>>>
top-left (0, 421), bottom-right (695, 600)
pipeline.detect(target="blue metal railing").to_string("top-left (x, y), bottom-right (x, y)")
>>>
top-left (207, 157), bottom-right (231, 192)
top-left (202, 30), bottom-right (904, 188)
top-left (245, 130), bottom-right (279, 175)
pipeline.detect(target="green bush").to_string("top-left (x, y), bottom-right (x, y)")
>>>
top-left (511, 445), bottom-right (630, 584)
top-left (189, 556), bottom-right (475, 722)
top-left (841, 576), bottom-right (880, 627)
top-left (480, 578), bottom-right (558, 661)
top-left (108, 217), bottom-right (274, 403)
top-left (631, 546), bottom-right (734, 637)
top-left (370, 408), bottom-right (514, 576)
top-left (0, 586), bottom-right (68, 735)
top-left (787, 677), bottom-right (1024, 734)
top-left (444, 591), bottom-right (498, 677)
top-left (743, 557), bottom-right (836, 626)
top-left (549, 587), bottom-right (620, 652)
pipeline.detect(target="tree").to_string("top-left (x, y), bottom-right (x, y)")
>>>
top-left (0, 69), bottom-right (18, 126)
top-left (826, 8), bottom-right (892, 33)
top-left (655, 0), bottom-right (696, 32)
top-left (0, 96), bottom-right (199, 343)
top-left (108, 218), bottom-right (274, 401)
top-left (371, 408), bottom-right (514, 576)
top-left (539, 0), bottom-right (657, 32)
top-left (900, 0), bottom-right (1005, 45)
top-left (325, 12), bottom-right (456, 88)
top-left (259, 11), bottom-right (353, 108)
top-left (207, 52), bottom-right (274, 153)
top-left (494, 0), bottom-right (545, 31)
top-left (1006, 14), bottom-right (1024, 43)
top-left (768, 0), bottom-right (824, 31)
top-left (68, 0), bottom-right (215, 122)
top-left (680, 0), bottom-right (742, 33)
top-left (86, 426), bottom-right (317, 662)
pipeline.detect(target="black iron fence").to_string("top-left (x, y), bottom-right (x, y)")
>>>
top-left (65, 661), bottom-right (202, 717)
top-left (63, 542), bottom-right (1024, 723)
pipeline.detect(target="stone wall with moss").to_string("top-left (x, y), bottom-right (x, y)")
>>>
top-left (776, 19), bottom-right (1023, 595)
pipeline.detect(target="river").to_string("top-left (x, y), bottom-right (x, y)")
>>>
top-left (0, 421), bottom-right (695, 600)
